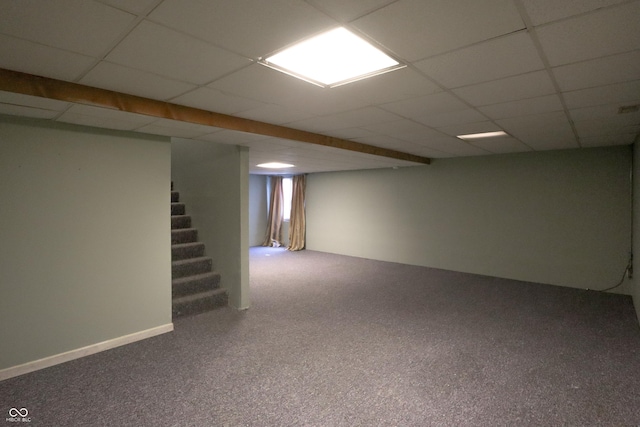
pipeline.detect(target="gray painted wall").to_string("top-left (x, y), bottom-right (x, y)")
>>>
top-left (171, 138), bottom-right (249, 309)
top-left (249, 174), bottom-right (268, 246)
top-left (307, 146), bottom-right (632, 292)
top-left (0, 116), bottom-right (172, 370)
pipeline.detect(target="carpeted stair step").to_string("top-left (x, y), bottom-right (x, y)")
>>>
top-left (172, 242), bottom-right (205, 261)
top-left (171, 228), bottom-right (197, 244)
top-left (172, 256), bottom-right (213, 279)
top-left (170, 184), bottom-right (227, 315)
top-left (172, 271), bottom-right (221, 298)
top-left (172, 288), bottom-right (228, 317)
top-left (171, 203), bottom-right (185, 216)
top-left (171, 215), bottom-right (192, 230)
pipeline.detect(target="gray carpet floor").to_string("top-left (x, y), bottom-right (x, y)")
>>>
top-left (2, 247), bottom-right (640, 426)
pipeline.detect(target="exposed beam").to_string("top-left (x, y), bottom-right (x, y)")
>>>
top-left (0, 68), bottom-right (431, 165)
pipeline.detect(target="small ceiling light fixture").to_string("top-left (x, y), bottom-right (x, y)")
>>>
top-left (457, 131), bottom-right (509, 140)
top-left (260, 27), bottom-right (405, 88)
top-left (257, 162), bottom-right (295, 169)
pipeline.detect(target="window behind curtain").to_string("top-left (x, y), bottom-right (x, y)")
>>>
top-left (282, 176), bottom-right (292, 221)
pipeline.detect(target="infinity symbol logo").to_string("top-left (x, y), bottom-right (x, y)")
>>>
top-left (8, 408), bottom-right (28, 417)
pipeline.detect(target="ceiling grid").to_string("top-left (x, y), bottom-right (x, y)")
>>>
top-left (0, 0), bottom-right (637, 173)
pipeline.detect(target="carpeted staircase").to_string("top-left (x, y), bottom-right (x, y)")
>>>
top-left (171, 184), bottom-right (228, 317)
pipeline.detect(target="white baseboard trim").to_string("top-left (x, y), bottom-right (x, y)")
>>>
top-left (0, 323), bottom-right (174, 382)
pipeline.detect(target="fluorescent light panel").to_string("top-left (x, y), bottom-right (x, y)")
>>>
top-left (261, 27), bottom-right (404, 88)
top-left (257, 162), bottom-right (295, 169)
top-left (457, 131), bottom-right (509, 140)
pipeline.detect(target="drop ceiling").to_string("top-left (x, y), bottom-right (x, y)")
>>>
top-left (0, 0), bottom-right (638, 174)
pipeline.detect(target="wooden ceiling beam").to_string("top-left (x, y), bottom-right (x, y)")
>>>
top-left (0, 68), bottom-right (430, 165)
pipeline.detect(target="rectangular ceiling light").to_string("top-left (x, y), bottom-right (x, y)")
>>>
top-left (260, 27), bottom-right (405, 88)
top-left (257, 162), bottom-right (295, 169)
top-left (457, 131), bottom-right (509, 140)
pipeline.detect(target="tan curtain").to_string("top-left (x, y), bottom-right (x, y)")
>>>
top-left (287, 174), bottom-right (306, 251)
top-left (262, 176), bottom-right (284, 247)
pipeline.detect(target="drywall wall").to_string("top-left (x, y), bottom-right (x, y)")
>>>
top-left (307, 146), bottom-right (632, 292)
top-left (633, 141), bottom-right (640, 321)
top-left (0, 116), bottom-right (172, 371)
top-left (171, 138), bottom-right (249, 309)
top-left (249, 174), bottom-right (268, 246)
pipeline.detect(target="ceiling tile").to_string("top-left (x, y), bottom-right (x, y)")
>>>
top-left (351, 0), bottom-right (524, 61)
top-left (0, 0), bottom-right (636, 173)
top-left (336, 67), bottom-right (440, 105)
top-left (149, 0), bottom-right (335, 58)
top-left (495, 111), bottom-right (581, 150)
top-left (414, 32), bottom-right (544, 88)
top-left (496, 111), bottom-right (574, 135)
top-left (360, 118), bottom-right (430, 136)
top-left (210, 64), bottom-right (311, 103)
top-left (289, 86), bottom-right (373, 116)
top-left (574, 116), bottom-right (640, 138)
top-left (536, 2), bottom-right (640, 66)
top-left (133, 124), bottom-right (204, 139)
top-left (57, 112), bottom-right (149, 131)
top-left (553, 50), bottom-right (640, 92)
top-left (0, 91), bottom-right (70, 111)
top-left (198, 130), bottom-right (273, 146)
top-left (325, 127), bottom-right (379, 140)
top-left (416, 136), bottom-right (490, 156)
top-left (408, 146), bottom-right (454, 158)
top-left (453, 70), bottom-right (556, 106)
top-left (288, 107), bottom-right (399, 132)
top-left (360, 141), bottom-right (445, 161)
top-left (55, 103), bottom-right (158, 131)
top-left (292, 143), bottom-right (350, 157)
top-left (435, 121), bottom-right (503, 137)
top-left (0, 105), bottom-right (59, 119)
top-left (235, 105), bottom-right (315, 125)
top-left (106, 21), bottom-right (251, 85)
top-left (210, 64), bottom-right (369, 115)
top-left (307, 0), bottom-right (397, 22)
top-left (96, 0), bottom-right (160, 15)
top-left (80, 61), bottom-right (196, 101)
top-left (247, 138), bottom-right (302, 152)
top-left (361, 119), bottom-right (443, 143)
top-left (58, 104), bottom-right (156, 127)
top-left (0, 34), bottom-right (96, 81)
top-left (170, 87), bottom-right (266, 115)
top-left (380, 91), bottom-right (468, 119)
top-left (350, 134), bottom-right (417, 150)
top-left (569, 103), bottom-right (640, 122)
top-left (520, 0), bottom-right (629, 25)
top-left (136, 118), bottom-right (220, 138)
top-left (416, 109), bottom-right (488, 128)
top-left (580, 133), bottom-right (637, 147)
top-left (0, 0), bottom-right (135, 56)
top-left (563, 80), bottom-right (640, 109)
top-left (151, 118), bottom-right (221, 133)
top-left (467, 136), bottom-right (533, 154)
top-left (478, 95), bottom-right (564, 120)
top-left (397, 143), bottom-right (445, 158)
top-left (516, 129), bottom-right (579, 151)
top-left (247, 138), bottom-right (425, 174)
